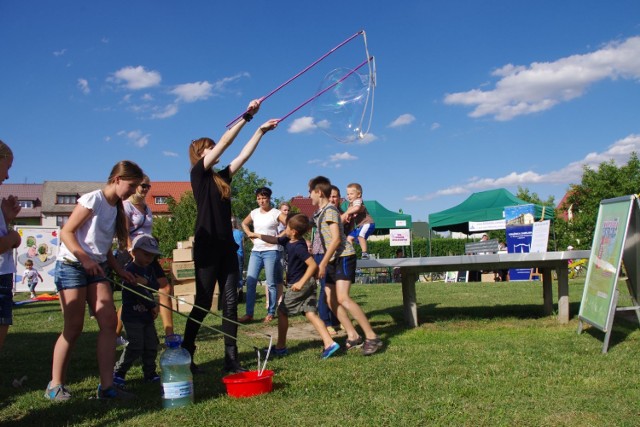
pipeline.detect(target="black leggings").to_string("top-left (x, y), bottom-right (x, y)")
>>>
top-left (183, 249), bottom-right (239, 350)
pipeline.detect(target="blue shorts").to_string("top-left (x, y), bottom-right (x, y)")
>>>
top-left (349, 223), bottom-right (375, 240)
top-left (54, 260), bottom-right (111, 292)
top-left (0, 274), bottom-right (14, 325)
top-left (325, 255), bottom-right (357, 285)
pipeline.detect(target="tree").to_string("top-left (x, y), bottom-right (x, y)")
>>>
top-left (557, 152), bottom-right (640, 249)
top-left (516, 186), bottom-right (555, 207)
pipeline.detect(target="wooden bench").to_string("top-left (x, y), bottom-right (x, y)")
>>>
top-left (464, 239), bottom-right (500, 255)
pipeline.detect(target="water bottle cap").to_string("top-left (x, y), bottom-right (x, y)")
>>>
top-left (165, 334), bottom-right (183, 348)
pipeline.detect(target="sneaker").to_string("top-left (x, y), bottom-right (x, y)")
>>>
top-left (345, 336), bottom-right (364, 350)
top-left (144, 373), bottom-right (161, 383)
top-left (116, 336), bottom-right (129, 347)
top-left (96, 384), bottom-right (135, 400)
top-left (112, 374), bottom-right (126, 388)
top-left (321, 342), bottom-right (340, 359)
top-left (44, 382), bottom-right (71, 401)
top-left (361, 337), bottom-right (383, 356)
top-left (361, 252), bottom-right (370, 260)
top-left (30, 293), bottom-right (36, 299)
top-left (270, 347), bottom-right (288, 357)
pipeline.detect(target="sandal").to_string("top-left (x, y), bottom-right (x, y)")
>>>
top-left (238, 314), bottom-right (253, 323)
top-left (345, 336), bottom-right (363, 350)
top-left (263, 314), bottom-right (274, 323)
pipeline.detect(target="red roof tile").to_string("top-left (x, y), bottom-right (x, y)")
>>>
top-left (290, 196), bottom-right (316, 219)
top-left (146, 182), bottom-right (192, 214)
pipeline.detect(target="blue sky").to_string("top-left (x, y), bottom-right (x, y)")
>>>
top-left (2, 1), bottom-right (640, 222)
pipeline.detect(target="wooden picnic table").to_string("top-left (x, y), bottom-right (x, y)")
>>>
top-left (357, 250), bottom-right (591, 327)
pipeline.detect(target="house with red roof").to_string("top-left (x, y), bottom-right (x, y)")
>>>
top-left (290, 196), bottom-right (317, 219)
top-left (0, 184), bottom-right (43, 225)
top-left (142, 181), bottom-right (192, 216)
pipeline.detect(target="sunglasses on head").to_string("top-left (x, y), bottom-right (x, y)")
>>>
top-left (140, 184), bottom-right (151, 189)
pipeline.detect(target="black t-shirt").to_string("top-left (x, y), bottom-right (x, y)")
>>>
top-left (190, 159), bottom-right (237, 264)
top-left (277, 236), bottom-right (312, 285)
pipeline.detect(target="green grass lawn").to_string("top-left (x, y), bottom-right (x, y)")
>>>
top-left (1, 279), bottom-right (639, 426)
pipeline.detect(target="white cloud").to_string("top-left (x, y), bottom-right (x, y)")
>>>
top-left (329, 152), bottom-right (358, 162)
top-left (288, 116), bottom-right (318, 133)
top-left (53, 49), bottom-right (67, 57)
top-left (210, 72), bottom-right (250, 92)
top-left (101, 37), bottom-right (109, 44)
top-left (163, 151), bottom-right (179, 157)
top-left (171, 81), bottom-right (213, 103)
top-left (151, 104), bottom-right (179, 119)
top-left (430, 122), bottom-right (441, 131)
top-left (356, 132), bottom-right (377, 144)
top-left (444, 36), bottom-right (640, 121)
top-left (110, 66), bottom-right (161, 90)
top-left (389, 114), bottom-right (416, 128)
top-left (119, 129), bottom-right (151, 148)
top-left (77, 78), bottom-right (90, 95)
top-left (407, 133), bottom-right (640, 201)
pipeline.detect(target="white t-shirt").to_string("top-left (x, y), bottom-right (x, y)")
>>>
top-left (250, 207), bottom-right (281, 252)
top-left (58, 190), bottom-right (117, 263)
top-left (124, 200), bottom-right (152, 238)
top-left (0, 209), bottom-right (16, 274)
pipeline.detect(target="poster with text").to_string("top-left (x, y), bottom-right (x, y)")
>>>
top-left (505, 204), bottom-right (535, 281)
top-left (578, 197), bottom-right (633, 330)
top-left (389, 229), bottom-right (411, 246)
top-left (14, 226), bottom-right (60, 293)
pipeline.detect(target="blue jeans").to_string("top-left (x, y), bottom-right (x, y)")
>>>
top-left (237, 253), bottom-right (245, 289)
top-left (314, 254), bottom-right (339, 328)
top-left (245, 250), bottom-right (282, 316)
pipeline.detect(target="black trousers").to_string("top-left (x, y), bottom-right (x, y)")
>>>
top-left (183, 247), bottom-right (239, 351)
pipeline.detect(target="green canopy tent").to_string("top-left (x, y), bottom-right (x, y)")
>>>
top-left (340, 200), bottom-right (412, 232)
top-left (428, 188), bottom-right (554, 234)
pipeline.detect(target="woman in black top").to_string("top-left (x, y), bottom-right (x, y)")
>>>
top-left (184, 99), bottom-right (278, 373)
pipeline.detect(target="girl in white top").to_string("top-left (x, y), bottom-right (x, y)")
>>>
top-left (0, 140), bottom-right (21, 352)
top-left (46, 160), bottom-right (144, 401)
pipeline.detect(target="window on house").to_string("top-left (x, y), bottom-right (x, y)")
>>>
top-left (56, 216), bottom-right (70, 227)
top-left (18, 200), bottom-right (34, 209)
top-left (154, 196), bottom-right (168, 205)
top-left (56, 194), bottom-right (78, 205)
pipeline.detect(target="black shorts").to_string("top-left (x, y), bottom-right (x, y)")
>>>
top-left (325, 255), bottom-right (356, 284)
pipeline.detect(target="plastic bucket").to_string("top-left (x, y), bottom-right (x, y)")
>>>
top-left (222, 370), bottom-right (274, 398)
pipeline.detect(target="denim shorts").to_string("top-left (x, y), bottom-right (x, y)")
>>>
top-left (0, 273), bottom-right (14, 325)
top-left (54, 260), bottom-right (111, 292)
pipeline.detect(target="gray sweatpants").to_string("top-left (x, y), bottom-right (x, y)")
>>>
top-left (114, 320), bottom-right (159, 379)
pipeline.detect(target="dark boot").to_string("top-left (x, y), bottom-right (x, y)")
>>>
top-left (224, 345), bottom-right (247, 374)
top-left (182, 343), bottom-right (204, 375)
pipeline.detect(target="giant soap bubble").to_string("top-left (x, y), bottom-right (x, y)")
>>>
top-left (311, 67), bottom-right (372, 143)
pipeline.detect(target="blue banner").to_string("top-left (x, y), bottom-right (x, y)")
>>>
top-left (505, 204), bottom-right (535, 281)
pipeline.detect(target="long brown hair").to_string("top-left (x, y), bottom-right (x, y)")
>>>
top-left (189, 137), bottom-right (231, 199)
top-left (107, 160), bottom-right (144, 250)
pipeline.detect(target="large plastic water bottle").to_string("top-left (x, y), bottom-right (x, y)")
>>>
top-left (160, 334), bottom-right (194, 409)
